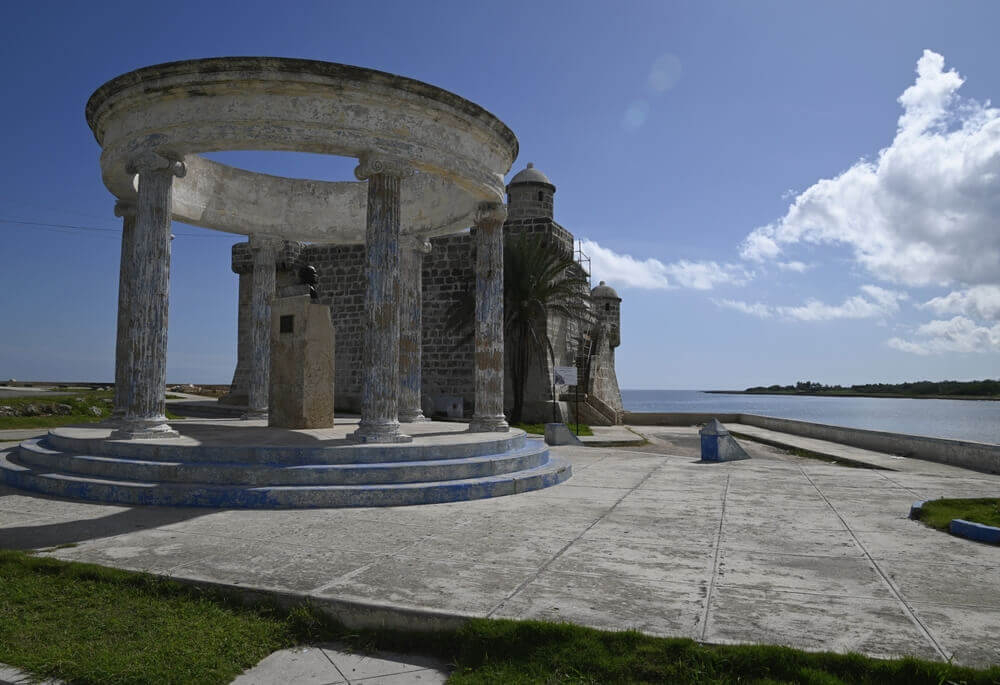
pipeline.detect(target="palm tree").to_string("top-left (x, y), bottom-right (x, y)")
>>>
top-left (447, 233), bottom-right (591, 424)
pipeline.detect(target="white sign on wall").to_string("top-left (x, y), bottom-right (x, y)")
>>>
top-left (553, 366), bottom-right (578, 386)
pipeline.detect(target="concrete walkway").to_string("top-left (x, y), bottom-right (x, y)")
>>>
top-left (232, 644), bottom-right (447, 684)
top-left (1, 427), bottom-right (998, 670)
top-left (720, 422), bottom-right (981, 474)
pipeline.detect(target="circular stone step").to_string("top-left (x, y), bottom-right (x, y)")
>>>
top-left (1, 419), bottom-right (572, 508)
top-left (0, 450), bottom-right (571, 509)
top-left (46, 420), bottom-right (527, 465)
top-left (16, 438), bottom-right (551, 486)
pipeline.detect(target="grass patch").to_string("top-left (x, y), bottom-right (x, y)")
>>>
top-left (514, 422), bottom-right (593, 436)
top-left (2, 550), bottom-right (1000, 684)
top-left (916, 498), bottom-right (1000, 532)
top-left (0, 392), bottom-right (112, 430)
top-left (0, 391), bottom-right (181, 429)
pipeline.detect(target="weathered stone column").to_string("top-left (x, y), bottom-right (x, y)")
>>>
top-left (351, 154), bottom-right (412, 443)
top-left (111, 201), bottom-right (137, 420)
top-left (220, 243), bottom-right (253, 406)
top-left (399, 235), bottom-right (432, 423)
top-left (242, 235), bottom-right (281, 420)
top-left (470, 202), bottom-right (510, 432)
top-left (111, 152), bottom-right (184, 440)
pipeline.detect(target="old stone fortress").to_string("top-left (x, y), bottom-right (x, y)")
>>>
top-left (0, 56), bottom-right (622, 508)
top-left (222, 161), bottom-right (625, 427)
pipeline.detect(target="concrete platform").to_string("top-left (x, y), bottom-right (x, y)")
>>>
top-left (0, 419), bottom-right (570, 508)
top-left (232, 643), bottom-right (447, 684)
top-left (1, 427), bottom-right (998, 667)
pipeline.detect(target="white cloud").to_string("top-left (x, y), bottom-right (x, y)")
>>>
top-left (922, 285), bottom-right (1000, 322)
top-left (715, 299), bottom-right (773, 318)
top-left (887, 316), bottom-right (1000, 355)
top-left (715, 285), bottom-right (906, 322)
top-left (777, 261), bottom-right (809, 273)
top-left (581, 239), bottom-right (747, 290)
top-left (739, 50), bottom-right (1000, 288)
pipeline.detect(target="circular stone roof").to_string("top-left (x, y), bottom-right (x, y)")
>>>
top-left (509, 162), bottom-right (553, 186)
top-left (85, 57), bottom-right (519, 243)
top-left (591, 281), bottom-right (620, 299)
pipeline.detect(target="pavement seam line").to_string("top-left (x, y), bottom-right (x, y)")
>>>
top-left (698, 473), bottom-right (730, 641)
top-left (798, 466), bottom-right (950, 661)
top-left (318, 646), bottom-right (351, 683)
top-left (484, 457), bottom-right (670, 618)
top-left (876, 473), bottom-right (923, 497)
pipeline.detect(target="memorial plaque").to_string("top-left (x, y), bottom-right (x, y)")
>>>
top-left (280, 315), bottom-right (294, 333)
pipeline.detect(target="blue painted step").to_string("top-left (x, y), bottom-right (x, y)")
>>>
top-left (0, 449), bottom-right (572, 509)
top-left (16, 438), bottom-right (551, 486)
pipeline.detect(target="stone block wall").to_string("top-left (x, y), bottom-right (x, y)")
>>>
top-left (304, 243), bottom-right (366, 411)
top-left (226, 219), bottom-right (622, 422)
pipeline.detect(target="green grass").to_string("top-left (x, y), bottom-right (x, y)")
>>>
top-left (2, 550), bottom-right (999, 684)
top-left (0, 391), bottom-right (181, 429)
top-left (916, 498), bottom-right (1000, 532)
top-left (514, 422), bottom-right (593, 436)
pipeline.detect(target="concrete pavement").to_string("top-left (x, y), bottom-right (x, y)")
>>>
top-left (1, 426), bottom-right (998, 669)
top-left (232, 644), bottom-right (447, 684)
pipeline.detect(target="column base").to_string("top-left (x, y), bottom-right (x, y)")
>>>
top-left (109, 417), bottom-right (179, 440)
top-left (350, 421), bottom-right (413, 444)
top-left (241, 409), bottom-right (268, 421)
top-left (469, 415), bottom-right (510, 433)
top-left (398, 410), bottom-right (431, 423)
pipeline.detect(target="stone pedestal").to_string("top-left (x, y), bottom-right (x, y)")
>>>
top-left (268, 295), bottom-right (335, 429)
top-left (699, 419), bottom-right (750, 462)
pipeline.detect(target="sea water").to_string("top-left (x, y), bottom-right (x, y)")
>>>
top-left (622, 389), bottom-right (1000, 445)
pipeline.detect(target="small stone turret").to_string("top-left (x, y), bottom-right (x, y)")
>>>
top-left (591, 281), bottom-right (621, 348)
top-left (506, 162), bottom-right (555, 220)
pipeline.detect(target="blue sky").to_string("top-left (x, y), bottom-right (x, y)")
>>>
top-left (1, 1), bottom-right (999, 389)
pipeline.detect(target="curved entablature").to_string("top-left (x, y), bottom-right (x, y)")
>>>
top-left (86, 57), bottom-right (519, 241)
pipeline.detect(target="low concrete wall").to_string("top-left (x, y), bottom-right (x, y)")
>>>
top-left (738, 414), bottom-right (1000, 475)
top-left (623, 412), bottom-right (741, 426)
top-left (624, 411), bottom-right (1000, 475)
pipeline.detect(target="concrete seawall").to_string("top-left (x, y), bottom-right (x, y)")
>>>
top-left (624, 411), bottom-right (1000, 475)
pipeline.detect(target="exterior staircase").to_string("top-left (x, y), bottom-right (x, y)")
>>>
top-left (0, 425), bottom-right (571, 509)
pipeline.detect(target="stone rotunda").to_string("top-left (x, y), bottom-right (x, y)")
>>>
top-left (0, 58), bottom-right (571, 507)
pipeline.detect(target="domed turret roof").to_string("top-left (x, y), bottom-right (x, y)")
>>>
top-left (591, 281), bottom-right (620, 299)
top-left (509, 162), bottom-right (553, 186)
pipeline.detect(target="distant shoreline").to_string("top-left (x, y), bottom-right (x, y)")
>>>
top-left (703, 390), bottom-right (1000, 402)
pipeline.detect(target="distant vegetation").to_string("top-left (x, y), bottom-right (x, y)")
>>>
top-left (744, 379), bottom-right (1000, 398)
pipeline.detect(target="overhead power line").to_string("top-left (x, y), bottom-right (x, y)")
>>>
top-left (0, 218), bottom-right (233, 239)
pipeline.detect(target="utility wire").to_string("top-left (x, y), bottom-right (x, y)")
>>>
top-left (0, 218), bottom-right (234, 239)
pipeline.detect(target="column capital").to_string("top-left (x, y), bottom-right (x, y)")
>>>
top-left (401, 234), bottom-right (432, 255)
top-left (125, 151), bottom-right (186, 178)
top-left (248, 234), bottom-right (284, 254)
top-left (354, 153), bottom-right (415, 180)
top-left (474, 201), bottom-right (507, 227)
top-left (113, 200), bottom-right (136, 218)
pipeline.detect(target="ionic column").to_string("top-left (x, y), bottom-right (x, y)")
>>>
top-left (242, 235), bottom-right (281, 420)
top-left (470, 202), bottom-right (509, 432)
top-left (399, 235), bottom-right (432, 423)
top-left (111, 201), bottom-right (136, 420)
top-left (111, 152), bottom-right (184, 440)
top-left (351, 154), bottom-right (412, 443)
